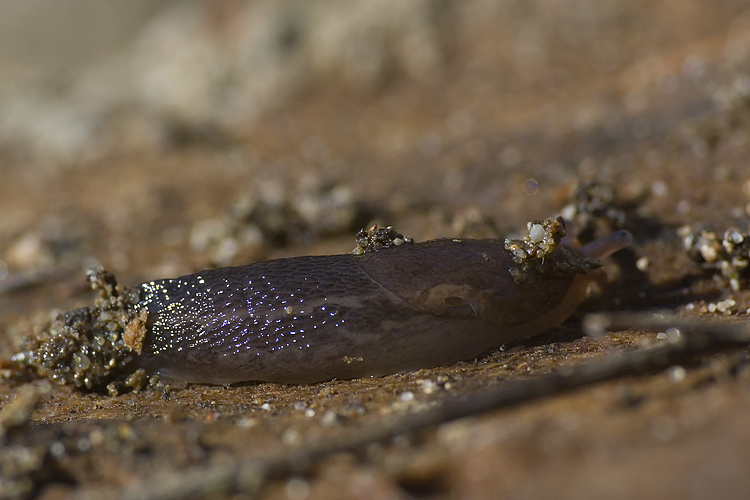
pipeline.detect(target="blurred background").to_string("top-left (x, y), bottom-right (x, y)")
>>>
top-left (3, 1), bottom-right (750, 498)
top-left (0, 0), bottom-right (182, 72)
top-left (3, 0), bottom-right (749, 282)
top-left (3, 0), bottom-right (746, 162)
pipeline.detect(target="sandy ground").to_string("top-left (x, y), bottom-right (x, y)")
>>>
top-left (2, 1), bottom-right (750, 499)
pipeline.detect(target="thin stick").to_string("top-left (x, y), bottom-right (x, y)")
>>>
top-left (583, 311), bottom-right (750, 343)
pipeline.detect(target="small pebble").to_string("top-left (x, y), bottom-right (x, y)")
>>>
top-left (676, 199), bottom-right (690, 214)
top-left (417, 379), bottom-right (437, 394)
top-left (636, 256), bottom-right (649, 271)
top-left (528, 224), bottom-right (546, 243)
top-left (665, 327), bottom-right (681, 339)
top-left (668, 366), bottom-right (687, 383)
top-left (77, 437), bottom-right (91, 452)
top-left (285, 477), bottom-right (310, 500)
top-left (236, 417), bottom-right (258, 429)
top-left (321, 411), bottom-right (338, 426)
top-left (282, 428), bottom-right (300, 445)
top-left (399, 391), bottom-right (415, 402)
top-left (49, 442), bottom-right (66, 458)
top-left (651, 180), bottom-right (668, 197)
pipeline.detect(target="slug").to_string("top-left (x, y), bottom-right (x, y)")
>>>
top-left (132, 218), bottom-right (632, 384)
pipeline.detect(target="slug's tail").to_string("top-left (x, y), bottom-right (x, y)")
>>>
top-left (576, 229), bottom-right (633, 259)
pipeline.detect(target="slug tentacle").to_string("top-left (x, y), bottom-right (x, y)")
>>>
top-left (577, 229), bottom-right (633, 259)
top-left (133, 219), bottom-right (632, 384)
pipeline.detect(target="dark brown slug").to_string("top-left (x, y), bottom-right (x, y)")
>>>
top-left (132, 219), bottom-right (632, 384)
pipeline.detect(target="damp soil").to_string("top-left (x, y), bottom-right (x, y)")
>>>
top-left (3, 1), bottom-right (750, 499)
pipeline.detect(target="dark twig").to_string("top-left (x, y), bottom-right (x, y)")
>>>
top-left (583, 311), bottom-right (750, 343)
top-left (78, 312), bottom-right (750, 500)
top-left (0, 267), bottom-right (72, 294)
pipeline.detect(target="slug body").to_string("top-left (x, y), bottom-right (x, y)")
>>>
top-left (134, 230), bottom-right (631, 384)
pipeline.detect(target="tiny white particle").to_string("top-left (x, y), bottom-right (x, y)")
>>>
top-left (50, 442), bottom-right (66, 458)
top-left (528, 224), bottom-right (545, 243)
top-left (635, 256), bottom-right (649, 271)
top-left (399, 391), bottom-right (415, 402)
top-left (668, 365), bottom-right (686, 383)
top-left (651, 180), bottom-right (667, 197)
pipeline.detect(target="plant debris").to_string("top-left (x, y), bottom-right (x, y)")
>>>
top-left (503, 217), bottom-right (600, 283)
top-left (560, 181), bottom-right (627, 243)
top-left (351, 224), bottom-right (413, 255)
top-left (505, 216), bottom-right (567, 263)
top-left (680, 225), bottom-right (750, 291)
top-left (6, 269), bottom-right (144, 393)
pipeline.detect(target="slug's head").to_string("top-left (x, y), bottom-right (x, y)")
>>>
top-left (355, 218), bottom-right (632, 341)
